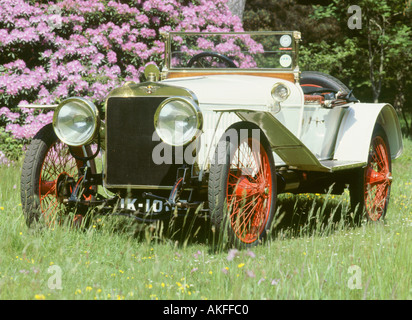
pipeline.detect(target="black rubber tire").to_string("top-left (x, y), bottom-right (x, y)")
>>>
top-left (349, 124), bottom-right (392, 224)
top-left (300, 71), bottom-right (350, 93)
top-left (208, 122), bottom-right (277, 248)
top-left (20, 124), bottom-right (96, 227)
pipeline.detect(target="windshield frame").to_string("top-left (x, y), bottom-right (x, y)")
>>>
top-left (163, 31), bottom-right (301, 74)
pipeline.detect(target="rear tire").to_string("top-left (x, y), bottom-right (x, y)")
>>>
top-left (349, 125), bottom-right (392, 223)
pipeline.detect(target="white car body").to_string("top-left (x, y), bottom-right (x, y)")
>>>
top-left (162, 74), bottom-right (403, 175)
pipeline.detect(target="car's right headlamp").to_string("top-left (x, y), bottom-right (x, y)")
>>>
top-left (271, 83), bottom-right (290, 102)
top-left (154, 96), bottom-right (203, 146)
top-left (53, 97), bottom-right (100, 146)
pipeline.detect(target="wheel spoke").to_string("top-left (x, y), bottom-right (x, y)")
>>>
top-left (226, 135), bottom-right (273, 243)
top-left (232, 197), bottom-right (261, 236)
top-left (363, 135), bottom-right (391, 220)
top-left (39, 141), bottom-right (80, 226)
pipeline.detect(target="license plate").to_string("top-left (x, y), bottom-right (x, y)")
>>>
top-left (120, 198), bottom-right (169, 213)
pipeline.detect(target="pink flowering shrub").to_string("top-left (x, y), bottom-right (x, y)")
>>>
top-left (0, 0), bottom-right (243, 164)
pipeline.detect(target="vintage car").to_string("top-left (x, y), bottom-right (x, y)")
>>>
top-left (20, 31), bottom-right (403, 247)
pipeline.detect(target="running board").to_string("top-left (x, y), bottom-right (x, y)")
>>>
top-left (319, 160), bottom-right (366, 172)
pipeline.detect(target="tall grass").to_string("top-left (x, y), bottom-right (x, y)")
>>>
top-left (0, 140), bottom-right (411, 300)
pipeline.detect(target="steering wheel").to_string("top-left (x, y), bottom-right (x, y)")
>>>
top-left (187, 52), bottom-right (237, 68)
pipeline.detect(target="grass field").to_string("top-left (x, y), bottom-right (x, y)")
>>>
top-left (0, 139), bottom-right (411, 300)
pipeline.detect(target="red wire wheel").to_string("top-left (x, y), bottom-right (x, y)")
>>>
top-left (208, 123), bottom-right (277, 248)
top-left (39, 144), bottom-right (78, 226)
top-left (350, 125), bottom-right (392, 222)
top-left (21, 124), bottom-right (96, 227)
top-left (364, 135), bottom-right (392, 220)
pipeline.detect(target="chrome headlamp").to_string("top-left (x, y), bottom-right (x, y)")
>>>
top-left (154, 96), bottom-right (203, 146)
top-left (53, 97), bottom-right (100, 146)
top-left (271, 83), bottom-right (290, 102)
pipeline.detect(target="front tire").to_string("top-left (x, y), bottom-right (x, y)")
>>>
top-left (208, 123), bottom-right (277, 248)
top-left (20, 124), bottom-right (96, 227)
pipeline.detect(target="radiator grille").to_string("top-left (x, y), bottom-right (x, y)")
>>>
top-left (105, 96), bottom-right (181, 188)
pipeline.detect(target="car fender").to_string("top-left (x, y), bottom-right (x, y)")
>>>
top-left (333, 103), bottom-right (403, 163)
top-left (234, 111), bottom-right (331, 172)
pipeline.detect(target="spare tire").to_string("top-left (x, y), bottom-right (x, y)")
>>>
top-left (300, 71), bottom-right (350, 94)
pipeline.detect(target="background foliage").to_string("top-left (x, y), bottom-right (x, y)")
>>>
top-left (0, 0), bottom-right (411, 164)
top-left (0, 0), bottom-right (243, 162)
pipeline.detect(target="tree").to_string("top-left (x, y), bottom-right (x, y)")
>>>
top-left (226, 0), bottom-right (246, 20)
top-left (243, 0), bottom-right (341, 44)
top-left (311, 0), bottom-right (412, 135)
top-left (243, 0), bottom-right (350, 85)
top-left (243, 0), bottom-right (412, 136)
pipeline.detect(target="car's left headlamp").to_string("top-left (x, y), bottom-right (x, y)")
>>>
top-left (154, 96), bottom-right (203, 146)
top-left (53, 97), bottom-right (100, 146)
